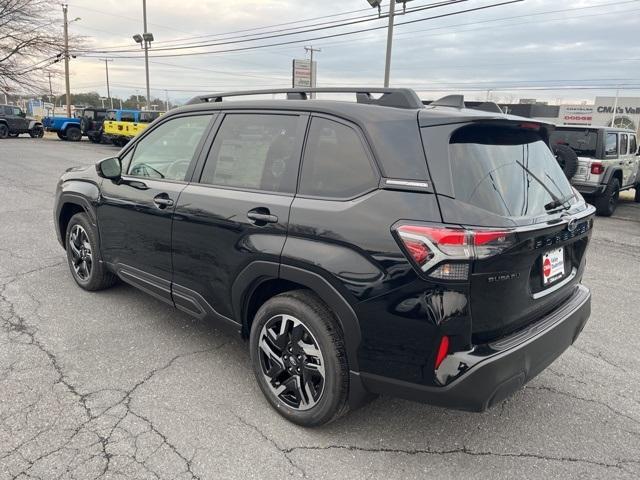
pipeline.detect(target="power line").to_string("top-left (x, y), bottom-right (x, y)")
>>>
top-left (75, 0), bottom-right (469, 54)
top-left (77, 0), bottom-right (523, 59)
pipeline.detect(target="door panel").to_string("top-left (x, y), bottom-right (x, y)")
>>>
top-left (171, 111), bottom-right (307, 322)
top-left (98, 178), bottom-right (185, 291)
top-left (172, 186), bottom-right (293, 320)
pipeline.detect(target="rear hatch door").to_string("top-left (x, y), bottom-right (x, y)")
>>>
top-left (435, 121), bottom-right (594, 342)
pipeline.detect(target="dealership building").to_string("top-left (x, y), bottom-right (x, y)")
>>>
top-left (493, 96), bottom-right (640, 132)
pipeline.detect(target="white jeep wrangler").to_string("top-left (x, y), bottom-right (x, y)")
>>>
top-left (551, 126), bottom-right (640, 216)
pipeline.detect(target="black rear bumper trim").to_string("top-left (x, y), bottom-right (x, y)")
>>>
top-left (359, 284), bottom-right (590, 411)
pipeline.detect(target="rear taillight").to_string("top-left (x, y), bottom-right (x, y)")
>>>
top-left (590, 163), bottom-right (604, 175)
top-left (395, 224), bottom-right (515, 280)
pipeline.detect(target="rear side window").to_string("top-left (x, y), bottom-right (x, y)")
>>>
top-left (200, 114), bottom-right (300, 194)
top-left (550, 129), bottom-right (597, 157)
top-left (121, 111), bottom-right (135, 122)
top-left (605, 133), bottom-right (618, 156)
top-left (630, 135), bottom-right (637, 154)
top-left (620, 134), bottom-right (628, 155)
top-left (449, 124), bottom-right (574, 218)
top-left (299, 117), bottom-right (377, 198)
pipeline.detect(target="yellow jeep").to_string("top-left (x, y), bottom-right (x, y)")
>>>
top-left (103, 109), bottom-right (163, 147)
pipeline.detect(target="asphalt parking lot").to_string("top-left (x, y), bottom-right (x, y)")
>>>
top-left (1, 136), bottom-right (639, 480)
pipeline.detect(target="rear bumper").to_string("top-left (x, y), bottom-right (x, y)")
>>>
top-left (360, 284), bottom-right (590, 411)
top-left (573, 182), bottom-right (605, 196)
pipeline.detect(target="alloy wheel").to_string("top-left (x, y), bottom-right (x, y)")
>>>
top-left (69, 225), bottom-right (93, 281)
top-left (258, 314), bottom-right (325, 411)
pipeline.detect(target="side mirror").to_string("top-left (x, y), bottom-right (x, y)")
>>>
top-left (96, 157), bottom-right (121, 180)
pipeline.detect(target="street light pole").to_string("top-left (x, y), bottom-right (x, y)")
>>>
top-left (100, 59), bottom-right (113, 109)
top-left (48, 72), bottom-right (55, 117)
top-left (142, 0), bottom-right (151, 110)
top-left (62, 4), bottom-right (71, 117)
top-left (383, 0), bottom-right (396, 87)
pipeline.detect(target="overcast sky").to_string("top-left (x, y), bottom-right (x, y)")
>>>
top-left (59, 0), bottom-right (640, 104)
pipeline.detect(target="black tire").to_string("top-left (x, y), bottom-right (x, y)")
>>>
top-left (57, 131), bottom-right (67, 140)
top-left (88, 133), bottom-right (102, 144)
top-left (594, 177), bottom-right (620, 216)
top-left (80, 117), bottom-right (90, 134)
top-left (65, 126), bottom-right (82, 142)
top-left (249, 290), bottom-right (349, 427)
top-left (0, 124), bottom-right (8, 139)
top-left (634, 185), bottom-right (640, 203)
top-left (29, 126), bottom-right (44, 138)
top-left (65, 213), bottom-right (117, 291)
top-left (553, 144), bottom-right (579, 180)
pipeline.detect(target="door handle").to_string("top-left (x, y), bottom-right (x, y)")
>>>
top-left (153, 194), bottom-right (174, 208)
top-left (247, 208), bottom-right (278, 224)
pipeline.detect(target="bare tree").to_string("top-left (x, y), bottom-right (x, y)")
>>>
top-left (0, 0), bottom-right (68, 95)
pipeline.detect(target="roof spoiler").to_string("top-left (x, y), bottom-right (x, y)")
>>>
top-left (427, 95), bottom-right (504, 114)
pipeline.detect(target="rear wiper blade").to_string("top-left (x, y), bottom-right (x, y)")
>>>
top-left (545, 193), bottom-right (575, 212)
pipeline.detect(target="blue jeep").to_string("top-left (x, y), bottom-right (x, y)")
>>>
top-left (42, 113), bottom-right (82, 141)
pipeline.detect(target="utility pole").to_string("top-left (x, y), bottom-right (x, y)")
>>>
top-left (62, 4), bottom-right (71, 117)
top-left (142, 0), bottom-right (151, 110)
top-left (164, 90), bottom-right (169, 111)
top-left (48, 72), bottom-right (55, 117)
top-left (304, 46), bottom-right (322, 98)
top-left (100, 59), bottom-right (113, 109)
top-left (383, 0), bottom-right (396, 87)
top-left (611, 88), bottom-right (620, 127)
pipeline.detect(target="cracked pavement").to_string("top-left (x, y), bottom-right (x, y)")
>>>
top-left (1, 136), bottom-right (639, 479)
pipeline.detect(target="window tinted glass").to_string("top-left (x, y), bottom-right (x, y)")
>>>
top-left (550, 128), bottom-right (597, 157)
top-left (605, 133), bottom-right (618, 156)
top-left (128, 115), bottom-right (211, 181)
top-left (84, 110), bottom-right (95, 120)
top-left (139, 111), bottom-right (160, 123)
top-left (106, 110), bottom-right (117, 120)
top-left (450, 125), bottom-right (575, 218)
top-left (299, 117), bottom-right (377, 198)
top-left (630, 135), bottom-right (637, 154)
top-left (12, 107), bottom-right (22, 116)
top-left (200, 114), bottom-right (300, 193)
top-left (620, 134), bottom-right (628, 155)
top-left (121, 111), bottom-right (136, 122)
top-left (96, 111), bottom-right (106, 121)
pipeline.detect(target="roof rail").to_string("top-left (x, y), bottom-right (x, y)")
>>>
top-left (185, 87), bottom-right (424, 109)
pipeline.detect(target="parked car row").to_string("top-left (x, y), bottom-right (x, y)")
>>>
top-left (0, 104), bottom-right (44, 138)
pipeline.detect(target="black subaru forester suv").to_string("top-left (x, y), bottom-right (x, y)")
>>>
top-left (54, 88), bottom-right (594, 427)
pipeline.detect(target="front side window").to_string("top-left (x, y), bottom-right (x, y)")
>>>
top-left (449, 124), bottom-right (575, 218)
top-left (200, 114), bottom-right (300, 193)
top-left (127, 115), bottom-right (212, 181)
top-left (620, 134), bottom-right (628, 155)
top-left (630, 135), bottom-right (637, 155)
top-left (139, 112), bottom-right (160, 123)
top-left (106, 110), bottom-right (117, 121)
top-left (605, 133), bottom-right (618, 156)
top-left (84, 110), bottom-right (95, 120)
top-left (12, 107), bottom-right (22, 116)
top-left (299, 117), bottom-right (378, 198)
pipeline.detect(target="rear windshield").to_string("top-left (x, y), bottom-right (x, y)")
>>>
top-left (550, 128), bottom-right (597, 157)
top-left (449, 125), bottom-right (574, 218)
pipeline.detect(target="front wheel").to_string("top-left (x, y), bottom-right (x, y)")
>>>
top-left (65, 213), bottom-right (117, 291)
top-left (0, 124), bottom-right (8, 139)
top-left (29, 126), bottom-right (44, 138)
top-left (594, 177), bottom-right (620, 216)
top-left (250, 290), bottom-right (349, 427)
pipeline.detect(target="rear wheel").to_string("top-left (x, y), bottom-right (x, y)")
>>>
top-left (634, 185), bottom-right (640, 203)
top-left (0, 124), bottom-right (8, 138)
top-left (594, 177), bottom-right (620, 216)
top-left (249, 290), bottom-right (349, 427)
top-left (57, 131), bottom-right (67, 140)
top-left (65, 126), bottom-right (82, 142)
top-left (88, 133), bottom-right (102, 144)
top-left (65, 213), bottom-right (117, 291)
